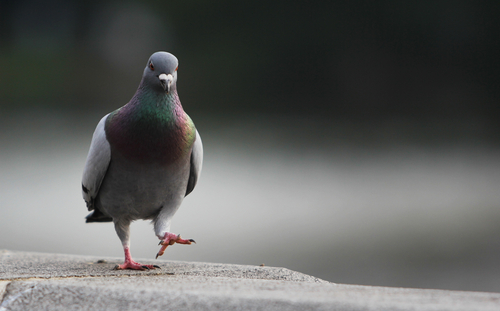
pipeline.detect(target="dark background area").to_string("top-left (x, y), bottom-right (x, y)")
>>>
top-left (1, 1), bottom-right (499, 125)
top-left (1, 0), bottom-right (500, 292)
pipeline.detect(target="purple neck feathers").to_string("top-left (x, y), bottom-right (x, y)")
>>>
top-left (105, 88), bottom-right (196, 165)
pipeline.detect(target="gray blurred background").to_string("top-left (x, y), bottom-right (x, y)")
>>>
top-left (1, 0), bottom-right (500, 292)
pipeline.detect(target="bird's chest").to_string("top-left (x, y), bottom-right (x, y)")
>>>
top-left (97, 152), bottom-right (191, 219)
top-left (106, 118), bottom-right (195, 166)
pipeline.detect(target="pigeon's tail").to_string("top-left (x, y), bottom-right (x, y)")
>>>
top-left (85, 209), bottom-right (113, 223)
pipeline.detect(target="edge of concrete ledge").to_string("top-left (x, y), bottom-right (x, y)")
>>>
top-left (0, 249), bottom-right (325, 282)
top-left (1, 249), bottom-right (500, 311)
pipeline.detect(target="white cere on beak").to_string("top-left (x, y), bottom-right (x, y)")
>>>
top-left (159, 73), bottom-right (174, 93)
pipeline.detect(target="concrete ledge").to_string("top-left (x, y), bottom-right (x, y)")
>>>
top-left (1, 250), bottom-right (500, 310)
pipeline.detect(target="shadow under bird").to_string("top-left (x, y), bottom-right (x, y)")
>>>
top-left (81, 51), bottom-right (203, 270)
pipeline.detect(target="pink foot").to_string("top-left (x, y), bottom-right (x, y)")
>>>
top-left (114, 261), bottom-right (160, 270)
top-left (156, 232), bottom-right (195, 259)
top-left (115, 247), bottom-right (160, 270)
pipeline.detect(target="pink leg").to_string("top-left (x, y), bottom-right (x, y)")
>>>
top-left (156, 232), bottom-right (196, 259)
top-left (115, 247), bottom-right (161, 270)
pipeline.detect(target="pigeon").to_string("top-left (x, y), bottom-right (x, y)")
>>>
top-left (81, 51), bottom-right (203, 270)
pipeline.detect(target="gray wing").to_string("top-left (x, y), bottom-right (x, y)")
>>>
top-left (82, 114), bottom-right (111, 210)
top-left (185, 129), bottom-right (203, 196)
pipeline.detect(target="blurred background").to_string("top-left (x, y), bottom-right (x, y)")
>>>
top-left (1, 0), bottom-right (500, 292)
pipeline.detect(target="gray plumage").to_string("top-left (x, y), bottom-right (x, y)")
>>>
top-left (81, 51), bottom-right (202, 269)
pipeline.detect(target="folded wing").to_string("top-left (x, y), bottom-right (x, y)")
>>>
top-left (186, 129), bottom-right (203, 196)
top-left (82, 114), bottom-right (111, 211)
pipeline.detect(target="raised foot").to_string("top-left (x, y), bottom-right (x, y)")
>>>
top-left (156, 232), bottom-right (196, 259)
top-left (114, 261), bottom-right (161, 271)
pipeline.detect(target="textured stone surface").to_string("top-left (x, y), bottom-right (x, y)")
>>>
top-left (1, 250), bottom-right (500, 311)
top-left (0, 250), bottom-right (323, 282)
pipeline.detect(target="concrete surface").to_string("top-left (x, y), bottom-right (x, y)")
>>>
top-left (1, 250), bottom-right (500, 310)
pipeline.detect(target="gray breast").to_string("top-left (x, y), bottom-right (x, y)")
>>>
top-left (96, 151), bottom-right (191, 221)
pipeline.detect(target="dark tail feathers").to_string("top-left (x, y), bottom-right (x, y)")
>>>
top-left (85, 208), bottom-right (113, 223)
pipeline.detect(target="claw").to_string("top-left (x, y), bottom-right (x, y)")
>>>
top-left (155, 249), bottom-right (166, 259)
top-left (118, 247), bottom-right (159, 270)
top-left (156, 232), bottom-right (195, 258)
top-left (153, 265), bottom-right (161, 269)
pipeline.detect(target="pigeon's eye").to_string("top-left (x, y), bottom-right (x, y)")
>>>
top-left (149, 62), bottom-right (155, 71)
top-left (175, 66), bottom-right (178, 71)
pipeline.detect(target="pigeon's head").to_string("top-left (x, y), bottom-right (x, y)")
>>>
top-left (143, 51), bottom-right (179, 94)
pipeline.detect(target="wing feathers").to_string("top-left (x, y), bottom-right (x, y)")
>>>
top-left (81, 114), bottom-right (111, 210)
top-left (185, 129), bottom-right (203, 196)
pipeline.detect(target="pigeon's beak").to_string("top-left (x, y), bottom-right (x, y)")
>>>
top-left (159, 73), bottom-right (174, 93)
